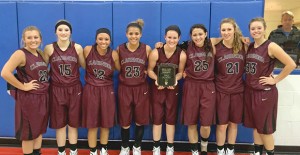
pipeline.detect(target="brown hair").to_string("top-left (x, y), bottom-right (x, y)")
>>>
top-left (249, 17), bottom-right (267, 30)
top-left (220, 18), bottom-right (243, 54)
top-left (126, 18), bottom-right (144, 33)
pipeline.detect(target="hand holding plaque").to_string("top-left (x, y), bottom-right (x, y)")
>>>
top-left (157, 64), bottom-right (176, 87)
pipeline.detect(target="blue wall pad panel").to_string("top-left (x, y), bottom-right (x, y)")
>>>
top-left (17, 2), bottom-right (64, 46)
top-left (161, 2), bottom-right (211, 42)
top-left (0, 2), bottom-right (19, 137)
top-left (65, 2), bottom-right (113, 48)
top-left (113, 2), bottom-right (161, 49)
top-left (210, 2), bottom-right (263, 38)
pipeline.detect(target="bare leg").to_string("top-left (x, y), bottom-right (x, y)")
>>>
top-left (153, 124), bottom-right (162, 141)
top-left (56, 126), bottom-right (67, 147)
top-left (88, 128), bottom-right (98, 148)
top-left (166, 124), bottom-right (175, 143)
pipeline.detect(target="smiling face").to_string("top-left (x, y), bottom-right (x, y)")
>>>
top-left (165, 30), bottom-right (180, 49)
top-left (191, 28), bottom-right (207, 47)
top-left (23, 30), bottom-right (41, 50)
top-left (96, 33), bottom-right (111, 50)
top-left (249, 21), bottom-right (266, 40)
top-left (56, 24), bottom-right (71, 41)
top-left (220, 22), bottom-right (235, 41)
top-left (126, 27), bottom-right (142, 45)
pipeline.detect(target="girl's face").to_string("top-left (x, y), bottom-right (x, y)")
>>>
top-left (249, 21), bottom-right (265, 39)
top-left (96, 33), bottom-right (111, 50)
top-left (23, 30), bottom-right (41, 50)
top-left (126, 27), bottom-right (142, 45)
top-left (220, 23), bottom-right (234, 41)
top-left (56, 24), bottom-right (71, 41)
top-left (191, 28), bottom-right (207, 47)
top-left (165, 30), bottom-right (180, 49)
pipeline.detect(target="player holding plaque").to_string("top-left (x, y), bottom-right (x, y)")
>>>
top-left (148, 25), bottom-right (187, 155)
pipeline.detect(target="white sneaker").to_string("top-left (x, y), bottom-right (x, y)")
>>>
top-left (90, 150), bottom-right (98, 155)
top-left (217, 148), bottom-right (226, 155)
top-left (253, 152), bottom-right (260, 155)
top-left (192, 150), bottom-right (199, 155)
top-left (70, 149), bottom-right (78, 155)
top-left (100, 148), bottom-right (108, 155)
top-left (58, 151), bottom-right (66, 155)
top-left (153, 146), bottom-right (160, 155)
top-left (133, 146), bottom-right (141, 155)
top-left (226, 148), bottom-right (234, 155)
top-left (166, 146), bottom-right (174, 155)
top-left (119, 146), bottom-right (130, 155)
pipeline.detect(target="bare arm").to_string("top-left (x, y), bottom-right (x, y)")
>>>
top-left (83, 46), bottom-right (92, 59)
top-left (1, 50), bottom-right (39, 91)
top-left (112, 50), bottom-right (121, 71)
top-left (259, 42), bottom-right (296, 85)
top-left (75, 43), bottom-right (86, 69)
top-left (43, 44), bottom-right (54, 64)
top-left (176, 50), bottom-right (187, 81)
top-left (147, 49), bottom-right (158, 81)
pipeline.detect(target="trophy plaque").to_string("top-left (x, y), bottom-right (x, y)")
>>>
top-left (157, 64), bottom-right (176, 87)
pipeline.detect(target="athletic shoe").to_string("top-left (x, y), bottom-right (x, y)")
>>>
top-left (58, 151), bottom-right (66, 155)
top-left (166, 146), bottom-right (174, 155)
top-left (192, 150), bottom-right (199, 155)
top-left (226, 148), bottom-right (234, 155)
top-left (133, 146), bottom-right (141, 155)
top-left (253, 152), bottom-right (260, 155)
top-left (119, 146), bottom-right (130, 155)
top-left (217, 148), bottom-right (226, 155)
top-left (100, 148), bottom-right (108, 155)
top-left (70, 149), bottom-right (78, 155)
top-left (153, 146), bottom-right (160, 155)
top-left (90, 150), bottom-right (98, 155)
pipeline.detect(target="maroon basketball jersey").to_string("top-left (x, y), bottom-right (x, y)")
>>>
top-left (17, 48), bottom-right (49, 94)
top-left (154, 46), bottom-right (182, 75)
top-left (245, 40), bottom-right (275, 90)
top-left (85, 45), bottom-right (114, 86)
top-left (49, 42), bottom-right (80, 86)
top-left (118, 43), bottom-right (148, 86)
top-left (185, 41), bottom-right (214, 81)
top-left (215, 42), bottom-right (246, 94)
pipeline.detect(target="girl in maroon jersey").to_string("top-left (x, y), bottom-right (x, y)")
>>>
top-left (117, 19), bottom-right (152, 155)
top-left (148, 25), bottom-right (187, 155)
top-left (244, 17), bottom-right (296, 155)
top-left (1, 26), bottom-right (49, 155)
top-left (43, 20), bottom-right (85, 155)
top-left (179, 24), bottom-right (216, 155)
top-left (214, 18), bottom-right (247, 155)
top-left (82, 28), bottom-right (120, 155)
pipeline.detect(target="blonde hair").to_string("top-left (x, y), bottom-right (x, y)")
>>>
top-left (220, 18), bottom-right (243, 54)
top-left (21, 26), bottom-right (42, 48)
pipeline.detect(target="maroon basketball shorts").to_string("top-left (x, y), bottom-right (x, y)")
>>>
top-left (118, 82), bottom-right (150, 127)
top-left (82, 84), bottom-right (116, 128)
top-left (15, 91), bottom-right (49, 140)
top-left (243, 86), bottom-right (278, 134)
top-left (152, 84), bottom-right (179, 125)
top-left (49, 83), bottom-right (82, 129)
top-left (216, 91), bottom-right (244, 125)
top-left (181, 80), bottom-right (216, 126)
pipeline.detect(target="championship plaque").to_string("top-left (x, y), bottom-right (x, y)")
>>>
top-left (157, 64), bottom-right (176, 87)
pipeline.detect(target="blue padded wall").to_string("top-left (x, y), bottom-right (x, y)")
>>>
top-left (17, 2), bottom-right (64, 47)
top-left (210, 2), bottom-right (264, 38)
top-left (210, 1), bottom-right (264, 143)
top-left (161, 2), bottom-right (211, 42)
top-left (64, 2), bottom-right (114, 139)
top-left (0, 2), bottom-right (19, 137)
